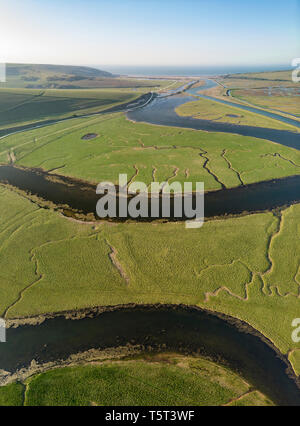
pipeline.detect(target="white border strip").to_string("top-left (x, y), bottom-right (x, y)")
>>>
top-left (0, 318), bottom-right (6, 343)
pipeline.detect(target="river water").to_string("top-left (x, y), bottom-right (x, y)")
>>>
top-left (129, 80), bottom-right (300, 150)
top-left (186, 81), bottom-right (300, 128)
top-left (1, 165), bottom-right (300, 219)
top-left (2, 306), bottom-right (300, 406)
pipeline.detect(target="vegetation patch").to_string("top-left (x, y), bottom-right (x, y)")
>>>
top-left (2, 115), bottom-right (300, 191)
top-left (0, 88), bottom-right (141, 128)
top-left (231, 89), bottom-right (300, 117)
top-left (176, 97), bottom-right (299, 131)
top-left (1, 187), bottom-right (300, 377)
top-left (0, 382), bottom-right (24, 406)
top-left (0, 355), bottom-right (273, 406)
top-left (220, 70), bottom-right (297, 89)
top-left (218, 70), bottom-right (299, 118)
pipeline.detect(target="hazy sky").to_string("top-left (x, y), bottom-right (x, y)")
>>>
top-left (1, 0), bottom-right (299, 67)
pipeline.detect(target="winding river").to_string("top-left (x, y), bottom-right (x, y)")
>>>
top-left (1, 80), bottom-right (300, 405)
top-left (186, 81), bottom-right (300, 129)
top-left (2, 306), bottom-right (300, 406)
top-left (129, 80), bottom-right (300, 151)
top-left (1, 165), bottom-right (300, 219)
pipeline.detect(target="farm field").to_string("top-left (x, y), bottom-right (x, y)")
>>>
top-left (0, 88), bottom-right (146, 129)
top-left (218, 70), bottom-right (300, 119)
top-left (0, 63), bottom-right (175, 91)
top-left (176, 97), bottom-right (299, 131)
top-left (220, 70), bottom-right (297, 89)
top-left (0, 355), bottom-right (273, 406)
top-left (231, 89), bottom-right (300, 117)
top-left (2, 114), bottom-right (300, 190)
top-left (233, 71), bottom-right (294, 81)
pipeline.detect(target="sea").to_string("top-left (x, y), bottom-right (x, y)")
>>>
top-left (96, 64), bottom-right (291, 77)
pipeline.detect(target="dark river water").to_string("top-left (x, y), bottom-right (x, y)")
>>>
top-left (1, 80), bottom-right (300, 405)
top-left (2, 306), bottom-right (300, 406)
top-left (1, 165), bottom-right (300, 219)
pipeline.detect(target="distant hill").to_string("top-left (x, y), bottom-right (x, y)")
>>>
top-left (3, 63), bottom-right (117, 89)
top-left (7, 63), bottom-right (113, 78)
top-left (0, 63), bottom-right (159, 90)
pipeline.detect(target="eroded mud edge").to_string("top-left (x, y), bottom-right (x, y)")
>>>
top-left (5, 303), bottom-right (300, 387)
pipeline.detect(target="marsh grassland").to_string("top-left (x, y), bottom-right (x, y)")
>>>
top-left (176, 97), bottom-right (300, 131)
top-left (0, 71), bottom-right (300, 406)
top-left (0, 355), bottom-right (273, 406)
top-left (3, 114), bottom-right (300, 189)
top-left (219, 70), bottom-right (300, 118)
top-left (1, 183), bottom-right (300, 376)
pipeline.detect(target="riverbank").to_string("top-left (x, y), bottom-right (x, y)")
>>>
top-left (1, 171), bottom-right (300, 376)
top-left (0, 353), bottom-right (274, 406)
top-left (176, 97), bottom-right (300, 132)
top-left (2, 164), bottom-right (300, 223)
top-left (1, 304), bottom-right (299, 406)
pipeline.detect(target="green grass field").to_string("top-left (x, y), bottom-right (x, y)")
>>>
top-left (231, 89), bottom-right (300, 117)
top-left (217, 70), bottom-right (300, 118)
top-left (220, 70), bottom-right (297, 89)
top-left (0, 355), bottom-right (273, 406)
top-left (1, 185), bottom-right (300, 375)
top-left (0, 88), bottom-right (142, 129)
top-left (226, 70), bottom-right (294, 82)
top-left (176, 97), bottom-right (299, 131)
top-left (2, 114), bottom-right (300, 191)
top-left (0, 382), bottom-right (25, 406)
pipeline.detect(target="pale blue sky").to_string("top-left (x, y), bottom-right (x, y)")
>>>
top-left (1, 0), bottom-right (299, 66)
